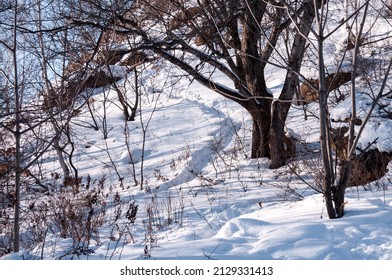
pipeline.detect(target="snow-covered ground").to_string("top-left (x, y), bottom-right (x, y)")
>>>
top-left (2, 60), bottom-right (392, 260)
top-left (2, 1), bottom-right (392, 261)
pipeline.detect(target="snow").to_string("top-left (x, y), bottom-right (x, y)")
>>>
top-left (3, 63), bottom-right (392, 260)
top-left (358, 120), bottom-right (392, 152)
top-left (2, 1), bottom-right (392, 262)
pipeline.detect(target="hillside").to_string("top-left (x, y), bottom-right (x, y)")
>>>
top-left (1, 0), bottom-right (392, 260)
top-left (2, 59), bottom-right (392, 260)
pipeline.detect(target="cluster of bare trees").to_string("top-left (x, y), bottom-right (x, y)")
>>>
top-left (0, 0), bottom-right (114, 254)
top-left (63, 0), bottom-right (391, 218)
top-left (0, 0), bottom-right (155, 255)
top-left (1, 0), bottom-right (392, 254)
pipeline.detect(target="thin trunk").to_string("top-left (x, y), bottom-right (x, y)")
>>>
top-left (319, 84), bottom-right (336, 218)
top-left (35, 0), bottom-right (71, 182)
top-left (64, 127), bottom-right (78, 186)
top-left (85, 98), bottom-right (99, 130)
top-left (129, 68), bottom-right (139, 121)
top-left (334, 2), bottom-right (369, 218)
top-left (53, 128), bottom-right (71, 181)
top-left (12, 0), bottom-right (21, 252)
top-left (315, 1), bottom-right (336, 219)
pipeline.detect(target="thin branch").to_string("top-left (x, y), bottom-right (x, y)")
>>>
top-left (348, 59), bottom-right (392, 159)
top-left (324, 1), bottom-right (369, 40)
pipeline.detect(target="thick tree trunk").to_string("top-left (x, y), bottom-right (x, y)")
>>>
top-left (269, 103), bottom-right (286, 169)
top-left (250, 110), bottom-right (271, 159)
top-left (269, 82), bottom-right (296, 169)
top-left (269, 1), bottom-right (315, 169)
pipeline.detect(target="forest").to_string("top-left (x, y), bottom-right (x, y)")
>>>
top-left (1, 0), bottom-right (392, 259)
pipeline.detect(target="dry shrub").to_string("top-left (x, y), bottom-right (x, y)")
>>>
top-left (120, 51), bottom-right (149, 68)
top-left (0, 208), bottom-right (13, 256)
top-left (300, 72), bottom-right (352, 102)
top-left (49, 179), bottom-right (107, 246)
top-left (350, 149), bottom-right (392, 186)
top-left (169, 6), bottom-right (203, 31)
top-left (344, 33), bottom-right (366, 51)
top-left (43, 69), bottom-right (122, 111)
top-left (12, 177), bottom-right (109, 258)
top-left (330, 126), bottom-right (392, 186)
top-left (300, 78), bottom-right (319, 102)
top-left (331, 126), bottom-right (350, 160)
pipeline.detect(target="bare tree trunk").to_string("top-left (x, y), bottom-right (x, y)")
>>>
top-left (270, 1), bottom-right (315, 168)
top-left (110, 69), bottom-right (139, 122)
top-left (35, 0), bottom-right (71, 183)
top-left (269, 102), bottom-right (288, 168)
top-left (319, 83), bottom-right (336, 218)
top-left (250, 107), bottom-right (271, 159)
top-left (52, 127), bottom-right (71, 181)
top-left (334, 2), bottom-right (369, 218)
top-left (12, 0), bottom-right (21, 252)
top-left (130, 68), bottom-right (139, 121)
top-left (315, 0), bottom-right (337, 219)
top-left (239, 1), bottom-right (273, 159)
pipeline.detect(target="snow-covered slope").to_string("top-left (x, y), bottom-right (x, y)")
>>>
top-left (3, 59), bottom-right (392, 260)
top-left (2, 0), bottom-right (392, 261)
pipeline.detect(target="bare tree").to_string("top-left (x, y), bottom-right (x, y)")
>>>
top-left (0, 0), bottom-right (25, 253)
top-left (0, 0), bottom-right (45, 252)
top-left (301, 0), bottom-right (392, 218)
top-left (62, 0), bottom-right (325, 168)
top-left (0, 0), bottom-right (77, 252)
top-left (34, 0), bottom-right (72, 184)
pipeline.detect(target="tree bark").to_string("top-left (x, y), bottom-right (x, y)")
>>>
top-left (250, 107), bottom-right (271, 159)
top-left (269, 1), bottom-right (315, 169)
top-left (269, 101), bottom-right (287, 168)
top-left (12, 0), bottom-right (21, 252)
top-left (332, 2), bottom-right (369, 218)
top-left (334, 160), bottom-right (350, 217)
top-left (317, 24), bottom-right (336, 219)
top-left (82, 0), bottom-right (317, 168)
top-left (35, 0), bottom-right (72, 184)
